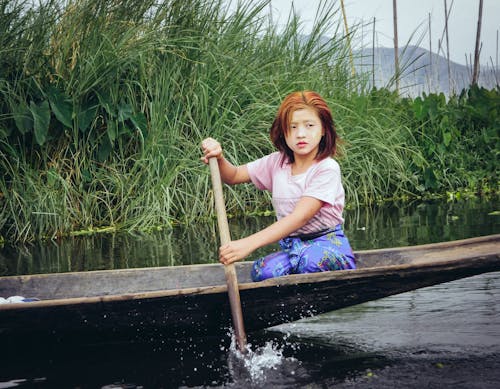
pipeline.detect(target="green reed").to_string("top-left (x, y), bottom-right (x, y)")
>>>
top-left (1, 0), bottom-right (489, 243)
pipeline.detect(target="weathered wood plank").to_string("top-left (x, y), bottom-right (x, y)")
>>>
top-left (0, 234), bottom-right (499, 344)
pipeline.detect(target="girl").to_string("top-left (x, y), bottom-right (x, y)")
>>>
top-left (201, 91), bottom-right (356, 281)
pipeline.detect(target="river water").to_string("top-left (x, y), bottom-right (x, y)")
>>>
top-left (1, 197), bottom-right (499, 388)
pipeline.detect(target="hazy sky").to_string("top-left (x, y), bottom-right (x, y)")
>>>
top-left (268, 0), bottom-right (500, 66)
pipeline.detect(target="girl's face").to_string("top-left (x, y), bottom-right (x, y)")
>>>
top-left (285, 107), bottom-right (324, 161)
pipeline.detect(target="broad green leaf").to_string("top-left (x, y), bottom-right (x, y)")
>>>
top-left (13, 103), bottom-right (33, 135)
top-left (48, 87), bottom-right (73, 128)
top-left (107, 120), bottom-right (117, 142)
top-left (77, 104), bottom-right (98, 133)
top-left (118, 102), bottom-right (133, 122)
top-left (130, 112), bottom-right (147, 137)
top-left (30, 100), bottom-right (50, 146)
top-left (97, 92), bottom-right (115, 117)
top-left (97, 136), bottom-right (112, 162)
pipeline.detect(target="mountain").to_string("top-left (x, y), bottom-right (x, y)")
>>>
top-left (354, 45), bottom-right (499, 96)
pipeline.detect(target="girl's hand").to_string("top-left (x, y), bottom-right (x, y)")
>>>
top-left (219, 237), bottom-right (255, 265)
top-left (200, 137), bottom-right (223, 164)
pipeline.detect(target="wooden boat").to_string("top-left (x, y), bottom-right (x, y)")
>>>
top-left (1, 234), bottom-right (499, 346)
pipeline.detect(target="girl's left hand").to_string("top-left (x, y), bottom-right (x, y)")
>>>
top-left (219, 237), bottom-right (255, 265)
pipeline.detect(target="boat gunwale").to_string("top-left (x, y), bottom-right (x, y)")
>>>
top-left (1, 245), bottom-right (498, 311)
top-left (356, 233), bottom-right (500, 254)
top-left (1, 234), bottom-right (497, 281)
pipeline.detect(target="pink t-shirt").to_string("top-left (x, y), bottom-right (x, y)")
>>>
top-left (247, 151), bottom-right (345, 235)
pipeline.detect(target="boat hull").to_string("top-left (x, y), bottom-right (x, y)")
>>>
top-left (1, 235), bottom-right (499, 345)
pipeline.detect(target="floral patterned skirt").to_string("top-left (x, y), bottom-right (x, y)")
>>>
top-left (251, 224), bottom-right (356, 282)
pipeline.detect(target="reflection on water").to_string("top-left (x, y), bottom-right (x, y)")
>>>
top-left (346, 196), bottom-right (500, 249)
top-left (273, 272), bottom-right (500, 355)
top-left (268, 271), bottom-right (500, 388)
top-left (1, 197), bottom-right (499, 276)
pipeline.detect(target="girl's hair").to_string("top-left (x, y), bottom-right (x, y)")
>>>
top-left (270, 91), bottom-right (339, 164)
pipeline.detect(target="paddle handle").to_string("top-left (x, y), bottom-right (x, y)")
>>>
top-left (208, 157), bottom-right (247, 352)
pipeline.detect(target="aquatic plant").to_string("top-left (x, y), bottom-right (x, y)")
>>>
top-left (0, 0), bottom-right (496, 242)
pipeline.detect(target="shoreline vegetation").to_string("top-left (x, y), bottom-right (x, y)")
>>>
top-left (0, 0), bottom-right (498, 243)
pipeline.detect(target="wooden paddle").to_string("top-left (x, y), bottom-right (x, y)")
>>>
top-left (208, 157), bottom-right (247, 352)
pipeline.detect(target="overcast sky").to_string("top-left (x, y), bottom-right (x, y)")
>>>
top-left (267, 0), bottom-right (500, 66)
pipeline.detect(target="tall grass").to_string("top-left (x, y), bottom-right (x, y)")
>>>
top-left (0, 0), bottom-right (441, 242)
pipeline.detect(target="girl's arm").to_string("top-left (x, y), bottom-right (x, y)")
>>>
top-left (201, 137), bottom-right (250, 184)
top-left (219, 196), bottom-right (323, 265)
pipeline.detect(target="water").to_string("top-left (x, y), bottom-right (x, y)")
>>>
top-left (1, 197), bottom-right (499, 388)
top-left (1, 197), bottom-right (499, 276)
top-left (270, 272), bottom-right (500, 388)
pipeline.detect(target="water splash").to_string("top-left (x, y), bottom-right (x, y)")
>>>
top-left (225, 332), bottom-right (299, 386)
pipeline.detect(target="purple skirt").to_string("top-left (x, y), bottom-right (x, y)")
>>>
top-left (251, 225), bottom-right (356, 282)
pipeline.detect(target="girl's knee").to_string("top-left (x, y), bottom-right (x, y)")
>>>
top-left (318, 252), bottom-right (353, 271)
top-left (251, 252), bottom-right (291, 281)
top-left (251, 258), bottom-right (268, 281)
top-left (298, 246), bottom-right (355, 273)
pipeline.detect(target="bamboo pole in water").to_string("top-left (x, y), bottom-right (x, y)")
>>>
top-left (472, 0), bottom-right (483, 86)
top-left (392, 0), bottom-right (399, 93)
top-left (428, 12), bottom-right (433, 93)
top-left (465, 54), bottom-right (471, 81)
top-left (340, 0), bottom-right (355, 76)
top-left (438, 38), bottom-right (442, 89)
top-left (496, 30), bottom-right (498, 71)
top-left (372, 17), bottom-right (376, 89)
top-left (443, 0), bottom-right (452, 94)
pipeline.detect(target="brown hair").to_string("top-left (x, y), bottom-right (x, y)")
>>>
top-left (270, 91), bottom-right (339, 164)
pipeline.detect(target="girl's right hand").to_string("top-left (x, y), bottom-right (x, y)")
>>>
top-left (200, 137), bottom-right (223, 164)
